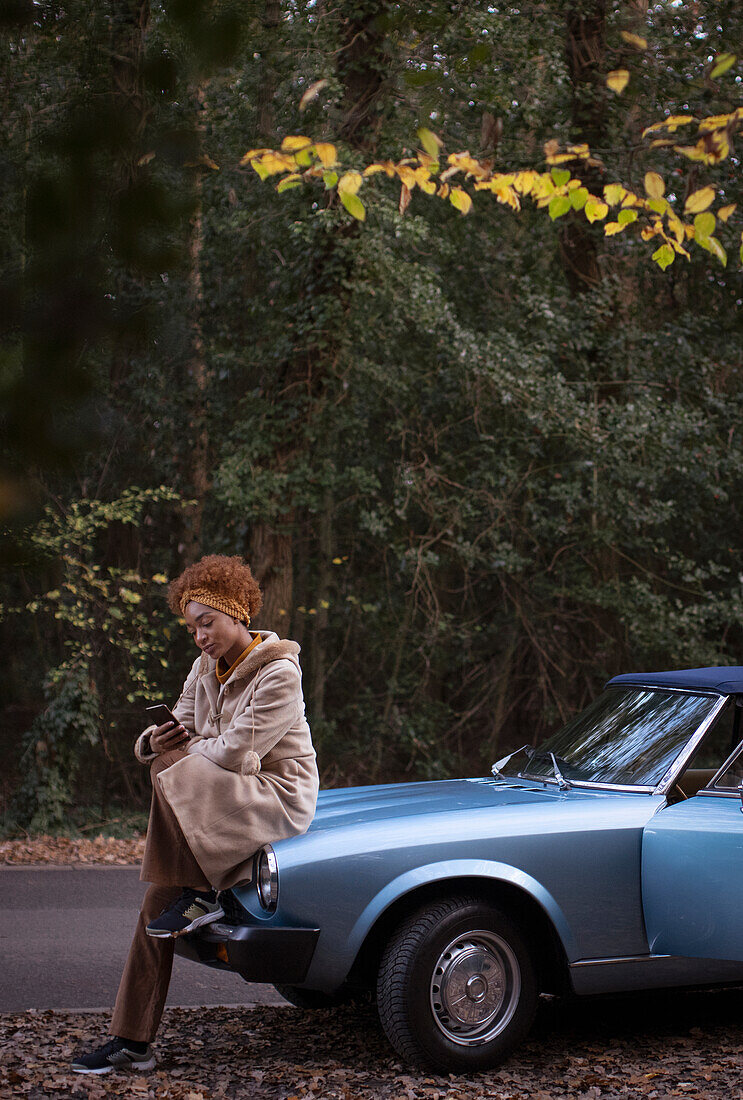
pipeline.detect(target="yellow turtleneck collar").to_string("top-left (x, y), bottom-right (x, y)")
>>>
top-left (215, 632), bottom-right (263, 684)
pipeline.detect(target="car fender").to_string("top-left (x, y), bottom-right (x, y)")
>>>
top-left (345, 857), bottom-right (578, 962)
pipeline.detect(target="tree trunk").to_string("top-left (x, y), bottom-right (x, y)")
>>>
top-left (336, 0), bottom-right (392, 148)
top-left (104, 1), bottom-right (151, 571)
top-left (256, 0), bottom-right (280, 139)
top-left (309, 488), bottom-right (333, 720)
top-left (251, 517), bottom-right (295, 635)
top-left (180, 83), bottom-right (210, 567)
top-left (108, 0), bottom-right (150, 394)
top-left (560, 0), bottom-right (606, 293)
top-left (245, 0), bottom-right (294, 622)
top-left (109, 0), bottom-right (151, 187)
top-left (248, 2), bottom-right (394, 692)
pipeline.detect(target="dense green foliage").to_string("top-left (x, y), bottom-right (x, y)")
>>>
top-left (1, 1), bottom-right (742, 829)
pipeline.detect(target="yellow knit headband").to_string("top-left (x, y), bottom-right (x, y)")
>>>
top-left (179, 588), bottom-right (250, 623)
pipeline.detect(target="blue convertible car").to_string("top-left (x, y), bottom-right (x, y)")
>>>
top-left (176, 667), bottom-right (743, 1071)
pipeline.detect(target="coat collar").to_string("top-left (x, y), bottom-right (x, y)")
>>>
top-left (197, 631), bottom-right (300, 686)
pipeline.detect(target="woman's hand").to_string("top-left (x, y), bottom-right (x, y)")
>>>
top-left (149, 720), bottom-right (189, 754)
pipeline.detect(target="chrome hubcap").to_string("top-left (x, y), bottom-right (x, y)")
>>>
top-left (429, 930), bottom-right (521, 1046)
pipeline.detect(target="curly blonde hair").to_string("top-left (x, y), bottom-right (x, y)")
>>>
top-left (168, 555), bottom-right (263, 622)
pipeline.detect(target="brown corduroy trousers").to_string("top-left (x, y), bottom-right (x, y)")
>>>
top-left (111, 750), bottom-right (212, 1044)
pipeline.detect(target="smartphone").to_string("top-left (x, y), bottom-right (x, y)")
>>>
top-left (145, 704), bottom-right (184, 730)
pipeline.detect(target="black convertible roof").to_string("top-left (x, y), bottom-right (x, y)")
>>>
top-left (607, 667), bottom-right (743, 695)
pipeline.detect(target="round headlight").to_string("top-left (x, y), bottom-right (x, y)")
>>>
top-left (256, 845), bottom-right (278, 911)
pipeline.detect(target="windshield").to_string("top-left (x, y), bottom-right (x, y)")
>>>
top-left (497, 687), bottom-right (721, 788)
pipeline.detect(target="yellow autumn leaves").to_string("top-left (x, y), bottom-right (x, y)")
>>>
top-left (241, 136), bottom-right (371, 218)
top-left (606, 70), bottom-right (630, 94)
top-left (244, 128), bottom-right (529, 222)
top-left (604, 37), bottom-right (739, 172)
top-left (337, 170), bottom-right (364, 220)
top-left (604, 44), bottom-right (739, 239)
top-left (538, 162), bottom-right (736, 270)
top-left (607, 38), bottom-right (737, 94)
top-left (605, 29), bottom-right (647, 94)
top-left (641, 108), bottom-right (741, 168)
top-left (243, 110), bottom-right (742, 269)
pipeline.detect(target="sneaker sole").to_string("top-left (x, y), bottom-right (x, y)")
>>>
top-left (145, 906), bottom-right (225, 938)
top-left (71, 1056), bottom-right (156, 1074)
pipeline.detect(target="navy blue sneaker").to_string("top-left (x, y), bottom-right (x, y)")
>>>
top-left (145, 887), bottom-right (224, 938)
top-left (71, 1038), bottom-right (156, 1074)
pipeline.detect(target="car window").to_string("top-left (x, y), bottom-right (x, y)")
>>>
top-left (708, 703), bottom-right (743, 790)
top-left (500, 687), bottom-right (721, 788)
top-left (712, 752), bottom-right (743, 790)
top-left (674, 699), bottom-right (742, 797)
top-left (686, 699), bottom-right (740, 768)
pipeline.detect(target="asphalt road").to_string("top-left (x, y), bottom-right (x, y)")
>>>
top-left (0, 866), bottom-right (285, 1012)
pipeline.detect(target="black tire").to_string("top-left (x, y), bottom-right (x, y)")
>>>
top-left (273, 984), bottom-right (348, 1009)
top-left (376, 895), bottom-right (538, 1072)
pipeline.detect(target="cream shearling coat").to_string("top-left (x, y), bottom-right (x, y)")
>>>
top-left (135, 632), bottom-right (318, 890)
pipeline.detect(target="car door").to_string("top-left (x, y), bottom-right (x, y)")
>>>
top-left (641, 739), bottom-right (743, 962)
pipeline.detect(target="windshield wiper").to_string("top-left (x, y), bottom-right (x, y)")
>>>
top-left (496, 746), bottom-right (573, 790)
top-left (519, 750), bottom-right (572, 790)
top-left (491, 744), bottom-right (533, 780)
top-left (547, 752), bottom-right (572, 790)
top-left (492, 745), bottom-right (572, 789)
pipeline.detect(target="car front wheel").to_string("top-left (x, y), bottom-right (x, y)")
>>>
top-left (376, 895), bottom-right (537, 1072)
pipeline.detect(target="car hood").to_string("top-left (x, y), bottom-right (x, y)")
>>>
top-left (306, 776), bottom-right (584, 833)
top-left (267, 773), bottom-right (661, 878)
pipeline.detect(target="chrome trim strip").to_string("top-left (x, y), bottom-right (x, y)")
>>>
top-left (561, 779), bottom-right (656, 793)
top-left (570, 954), bottom-right (671, 969)
top-left (653, 693), bottom-right (728, 796)
top-left (697, 787), bottom-right (740, 799)
top-left (516, 775), bottom-right (657, 794)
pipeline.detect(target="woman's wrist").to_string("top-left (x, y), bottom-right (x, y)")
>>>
top-left (134, 726), bottom-right (160, 763)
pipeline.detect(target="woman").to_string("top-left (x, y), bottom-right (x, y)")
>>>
top-left (72, 554), bottom-right (319, 1074)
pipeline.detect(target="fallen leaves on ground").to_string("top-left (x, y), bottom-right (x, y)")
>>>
top-left (2, 988), bottom-right (743, 1100)
top-left (0, 834), bottom-right (145, 866)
